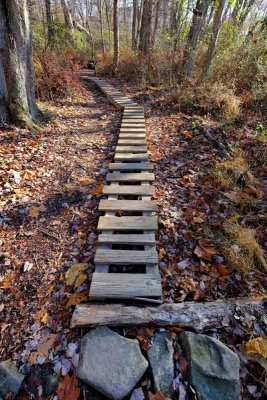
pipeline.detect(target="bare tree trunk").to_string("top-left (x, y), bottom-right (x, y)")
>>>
top-left (136, 0), bottom-right (143, 48)
top-left (204, 0), bottom-right (226, 79)
top-left (0, 0), bottom-right (39, 128)
top-left (97, 0), bottom-right (106, 56)
top-left (151, 0), bottom-right (161, 48)
top-left (139, 0), bottom-right (152, 55)
top-left (60, 0), bottom-right (74, 30)
top-left (132, 0), bottom-right (137, 50)
top-left (45, 0), bottom-right (54, 48)
top-left (181, 0), bottom-right (209, 79)
top-left (113, 0), bottom-right (119, 69)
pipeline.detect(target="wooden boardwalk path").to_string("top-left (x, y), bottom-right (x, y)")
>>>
top-left (82, 77), bottom-right (161, 301)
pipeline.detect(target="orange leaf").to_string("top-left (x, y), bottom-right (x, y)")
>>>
top-left (0, 272), bottom-right (16, 289)
top-left (194, 239), bottom-right (217, 261)
top-left (183, 130), bottom-right (192, 138)
top-left (242, 337), bottom-right (267, 358)
top-left (65, 292), bottom-right (88, 308)
top-left (92, 183), bottom-right (103, 196)
top-left (57, 374), bottom-right (80, 400)
top-left (216, 264), bottom-right (228, 276)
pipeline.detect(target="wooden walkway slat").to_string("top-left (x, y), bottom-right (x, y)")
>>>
top-left (106, 172), bottom-right (154, 182)
top-left (95, 248), bottom-right (158, 264)
top-left (109, 162), bottom-right (153, 170)
top-left (90, 273), bottom-right (162, 299)
top-left (98, 216), bottom-right (158, 230)
top-left (99, 199), bottom-right (157, 211)
top-left (98, 233), bottom-right (156, 244)
top-left (80, 76), bottom-right (162, 302)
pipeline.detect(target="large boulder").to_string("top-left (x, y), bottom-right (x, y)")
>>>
top-left (0, 360), bottom-right (24, 398)
top-left (77, 327), bottom-right (148, 400)
top-left (179, 332), bottom-right (240, 400)
top-left (147, 331), bottom-right (174, 397)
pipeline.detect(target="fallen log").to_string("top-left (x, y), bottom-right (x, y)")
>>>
top-left (71, 298), bottom-right (266, 330)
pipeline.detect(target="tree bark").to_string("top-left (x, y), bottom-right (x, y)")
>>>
top-left (151, 0), bottom-right (161, 49)
top-left (97, 0), bottom-right (106, 56)
top-left (113, 0), bottom-right (119, 69)
top-left (181, 0), bottom-right (209, 79)
top-left (45, 0), bottom-right (54, 48)
top-left (71, 298), bottom-right (267, 330)
top-left (204, 0), bottom-right (226, 79)
top-left (132, 0), bottom-right (137, 50)
top-left (60, 0), bottom-right (74, 30)
top-left (139, 0), bottom-right (152, 55)
top-left (0, 0), bottom-right (39, 128)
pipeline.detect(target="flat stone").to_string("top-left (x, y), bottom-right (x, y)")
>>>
top-left (77, 327), bottom-right (148, 400)
top-left (147, 331), bottom-right (174, 397)
top-left (179, 332), bottom-right (240, 400)
top-left (0, 360), bottom-right (24, 397)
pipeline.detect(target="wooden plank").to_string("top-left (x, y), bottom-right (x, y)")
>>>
top-left (106, 172), bottom-right (154, 182)
top-left (115, 153), bottom-right (149, 161)
top-left (116, 146), bottom-right (147, 153)
top-left (98, 216), bottom-right (158, 230)
top-left (120, 128), bottom-right (146, 132)
top-left (98, 233), bottom-right (156, 244)
top-left (99, 199), bottom-right (157, 211)
top-left (71, 298), bottom-right (266, 328)
top-left (89, 273), bottom-right (162, 299)
top-left (95, 247), bottom-right (158, 264)
top-left (119, 133), bottom-right (146, 139)
top-left (109, 162), bottom-right (153, 171)
top-left (103, 185), bottom-right (154, 195)
top-left (122, 119), bottom-right (145, 123)
top-left (117, 139), bottom-right (147, 145)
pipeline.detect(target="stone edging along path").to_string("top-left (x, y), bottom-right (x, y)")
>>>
top-left (81, 77), bottom-right (162, 301)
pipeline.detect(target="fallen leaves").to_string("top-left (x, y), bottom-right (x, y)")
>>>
top-left (92, 183), bottom-right (103, 196)
top-left (65, 263), bottom-right (88, 286)
top-left (57, 374), bottom-right (80, 400)
top-left (29, 205), bottom-right (46, 218)
top-left (65, 292), bottom-right (88, 308)
top-left (242, 337), bottom-right (267, 359)
top-left (194, 239), bottom-right (218, 261)
top-left (0, 272), bottom-right (17, 289)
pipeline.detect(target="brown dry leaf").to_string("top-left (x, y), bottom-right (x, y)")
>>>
top-left (0, 272), bottom-right (16, 289)
top-left (37, 333), bottom-right (57, 358)
top-left (137, 336), bottom-right (150, 351)
top-left (65, 263), bottom-right (88, 286)
top-left (77, 177), bottom-right (94, 185)
top-left (194, 239), bottom-right (217, 261)
top-left (183, 130), bottom-right (192, 138)
top-left (29, 205), bottom-right (46, 218)
top-left (92, 183), bottom-right (103, 196)
top-left (57, 374), bottom-right (80, 400)
top-left (74, 272), bottom-right (87, 289)
top-left (148, 390), bottom-right (171, 400)
top-left (65, 292), bottom-right (88, 308)
top-left (242, 337), bottom-right (267, 359)
top-left (159, 248), bottom-right (166, 260)
top-left (216, 264), bottom-right (229, 276)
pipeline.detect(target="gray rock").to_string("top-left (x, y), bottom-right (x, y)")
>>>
top-left (179, 332), bottom-right (240, 400)
top-left (0, 360), bottom-right (24, 398)
top-left (147, 331), bottom-right (174, 397)
top-left (77, 327), bottom-right (148, 400)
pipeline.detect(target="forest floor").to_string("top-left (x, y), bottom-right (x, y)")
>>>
top-left (0, 77), bottom-right (266, 398)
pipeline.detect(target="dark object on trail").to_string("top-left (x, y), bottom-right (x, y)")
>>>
top-left (87, 61), bottom-right (97, 71)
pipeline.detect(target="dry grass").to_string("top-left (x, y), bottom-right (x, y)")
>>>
top-left (222, 222), bottom-right (267, 273)
top-left (214, 149), bottom-right (258, 188)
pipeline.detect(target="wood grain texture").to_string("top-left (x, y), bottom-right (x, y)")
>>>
top-left (109, 162), bottom-right (153, 170)
top-left (98, 233), bottom-right (156, 244)
top-left (116, 146), bottom-right (147, 153)
top-left (95, 247), bottom-right (158, 264)
top-left (115, 153), bottom-right (149, 161)
top-left (98, 216), bottom-right (158, 230)
top-left (99, 199), bottom-right (157, 211)
top-left (119, 133), bottom-right (146, 139)
top-left (106, 172), bottom-right (154, 182)
top-left (71, 299), bottom-right (267, 328)
top-left (89, 273), bottom-right (162, 299)
top-left (117, 140), bottom-right (147, 145)
top-left (103, 185), bottom-right (154, 195)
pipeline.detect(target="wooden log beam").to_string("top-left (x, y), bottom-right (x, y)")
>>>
top-left (71, 298), bottom-right (266, 330)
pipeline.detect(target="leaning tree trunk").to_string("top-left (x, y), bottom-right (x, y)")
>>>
top-left (0, 0), bottom-right (39, 128)
top-left (204, 0), bottom-right (226, 79)
top-left (181, 0), bottom-right (209, 79)
top-left (60, 0), bottom-right (74, 30)
top-left (139, 0), bottom-right (152, 55)
top-left (113, 0), bottom-right (119, 69)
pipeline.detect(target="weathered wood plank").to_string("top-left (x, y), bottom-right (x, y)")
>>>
top-left (109, 162), bottom-right (153, 171)
top-left (106, 172), bottom-right (154, 182)
top-left (71, 299), bottom-right (266, 329)
top-left (98, 216), bottom-right (158, 230)
top-left (89, 273), bottom-right (162, 299)
top-left (98, 233), bottom-right (156, 244)
top-left (117, 139), bottom-right (147, 145)
top-left (103, 185), bottom-right (154, 195)
top-left (95, 247), bottom-right (158, 264)
top-left (99, 199), bottom-right (157, 211)
top-left (116, 146), bottom-right (147, 153)
top-left (119, 133), bottom-right (146, 139)
top-left (120, 128), bottom-right (146, 132)
top-left (115, 153), bottom-right (149, 161)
